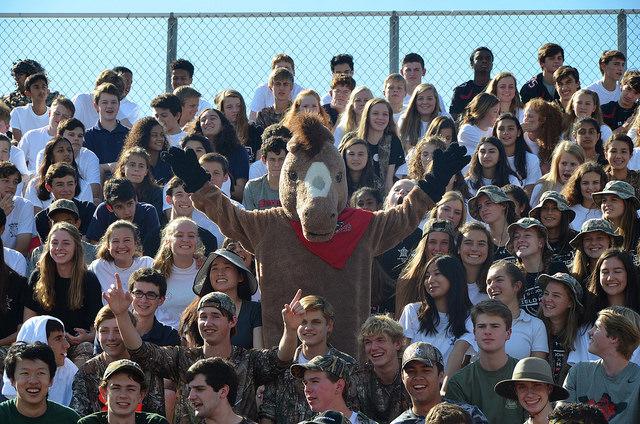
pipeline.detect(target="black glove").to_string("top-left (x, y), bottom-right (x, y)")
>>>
top-left (161, 147), bottom-right (210, 193)
top-left (417, 143), bottom-right (470, 203)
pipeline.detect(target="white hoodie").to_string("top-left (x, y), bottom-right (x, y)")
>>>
top-left (1, 315), bottom-right (78, 405)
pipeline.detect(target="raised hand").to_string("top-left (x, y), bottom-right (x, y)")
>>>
top-left (281, 289), bottom-right (304, 331)
top-left (102, 273), bottom-right (133, 316)
top-left (418, 143), bottom-right (470, 203)
top-left (161, 147), bottom-right (210, 193)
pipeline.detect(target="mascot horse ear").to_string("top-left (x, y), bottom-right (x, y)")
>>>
top-left (287, 114), bottom-right (333, 158)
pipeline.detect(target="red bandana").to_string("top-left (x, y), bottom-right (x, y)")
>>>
top-left (290, 208), bottom-right (374, 269)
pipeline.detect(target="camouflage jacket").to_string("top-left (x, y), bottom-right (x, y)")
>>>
top-left (70, 353), bottom-right (165, 416)
top-left (259, 345), bottom-right (356, 424)
top-left (130, 342), bottom-right (288, 424)
top-left (347, 361), bottom-right (411, 424)
top-left (2, 89), bottom-right (60, 109)
top-left (390, 399), bottom-right (488, 424)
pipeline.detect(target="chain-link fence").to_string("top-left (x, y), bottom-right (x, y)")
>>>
top-left (0, 10), bottom-right (638, 116)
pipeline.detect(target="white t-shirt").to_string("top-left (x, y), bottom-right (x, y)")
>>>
top-left (629, 128), bottom-right (638, 145)
top-left (457, 124), bottom-right (492, 153)
top-left (9, 145), bottom-right (29, 175)
top-left (467, 283), bottom-right (489, 305)
top-left (505, 309), bottom-right (549, 359)
top-left (1, 196), bottom-right (34, 249)
top-left (9, 104), bottom-right (49, 134)
top-left (249, 82), bottom-right (304, 114)
top-left (167, 130), bottom-right (187, 148)
top-left (585, 80), bottom-right (621, 106)
top-left (4, 246), bottom-right (27, 276)
top-left (162, 180), bottom-right (232, 212)
top-left (570, 204), bottom-right (603, 231)
top-left (88, 256), bottom-right (155, 295)
top-left (333, 125), bottom-right (345, 148)
top-left (198, 98), bottom-right (212, 115)
top-left (629, 147), bottom-right (640, 171)
top-left (403, 92), bottom-right (449, 118)
top-left (18, 125), bottom-right (54, 173)
top-left (248, 159), bottom-right (267, 180)
top-left (507, 153), bottom-right (542, 186)
top-left (23, 177), bottom-right (93, 210)
top-left (119, 98), bottom-right (141, 126)
top-left (399, 302), bottom-right (476, 365)
top-left (523, 133), bottom-right (539, 156)
top-left (72, 92), bottom-right (141, 129)
top-left (156, 261), bottom-right (199, 329)
top-left (35, 146), bottom-right (101, 185)
top-left (192, 208), bottom-right (224, 246)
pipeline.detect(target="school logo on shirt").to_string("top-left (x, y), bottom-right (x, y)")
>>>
top-left (580, 393), bottom-right (627, 421)
top-left (397, 246), bottom-right (409, 262)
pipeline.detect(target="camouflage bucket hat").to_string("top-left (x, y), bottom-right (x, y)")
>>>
top-left (422, 218), bottom-right (457, 238)
top-left (197, 291), bottom-right (236, 317)
top-left (529, 191), bottom-right (576, 223)
top-left (506, 217), bottom-right (552, 255)
top-left (592, 180), bottom-right (640, 210)
top-left (290, 354), bottom-right (351, 380)
top-left (569, 218), bottom-right (624, 249)
top-left (401, 342), bottom-right (444, 370)
top-left (538, 272), bottom-right (584, 311)
top-left (468, 185), bottom-right (514, 221)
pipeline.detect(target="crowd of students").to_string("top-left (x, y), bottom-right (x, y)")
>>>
top-left (0, 43), bottom-right (638, 423)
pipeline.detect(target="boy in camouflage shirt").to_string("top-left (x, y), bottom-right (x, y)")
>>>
top-left (104, 275), bottom-right (303, 424)
top-left (258, 295), bottom-right (355, 424)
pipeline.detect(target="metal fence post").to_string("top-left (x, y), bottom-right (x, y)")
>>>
top-left (617, 10), bottom-right (627, 59)
top-left (389, 11), bottom-right (399, 74)
top-left (165, 13), bottom-right (178, 92)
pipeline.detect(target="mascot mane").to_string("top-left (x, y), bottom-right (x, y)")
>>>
top-left (287, 114), bottom-right (333, 158)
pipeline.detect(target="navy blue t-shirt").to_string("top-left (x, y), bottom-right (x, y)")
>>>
top-left (84, 121), bottom-right (129, 164)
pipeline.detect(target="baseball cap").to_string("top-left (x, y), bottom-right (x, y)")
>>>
top-left (103, 359), bottom-right (145, 382)
top-left (46, 198), bottom-right (79, 219)
top-left (290, 354), bottom-right (350, 380)
top-left (401, 342), bottom-right (444, 370)
top-left (197, 291), bottom-right (236, 317)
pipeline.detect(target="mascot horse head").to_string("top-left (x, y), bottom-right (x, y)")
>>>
top-left (280, 114), bottom-right (348, 242)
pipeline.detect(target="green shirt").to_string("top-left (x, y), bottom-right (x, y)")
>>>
top-left (0, 399), bottom-right (80, 423)
top-left (78, 411), bottom-right (169, 424)
top-left (445, 356), bottom-right (526, 424)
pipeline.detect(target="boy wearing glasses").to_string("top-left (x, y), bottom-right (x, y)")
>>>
top-left (71, 304), bottom-right (169, 416)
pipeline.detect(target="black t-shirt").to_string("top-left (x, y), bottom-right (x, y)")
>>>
top-left (549, 334), bottom-right (568, 385)
top-left (449, 80), bottom-right (487, 115)
top-left (244, 123), bottom-right (263, 163)
top-left (231, 300), bottom-right (262, 349)
top-left (0, 269), bottom-right (28, 339)
top-left (25, 269), bottom-right (103, 332)
top-left (520, 73), bottom-right (559, 104)
top-left (322, 104), bottom-right (339, 127)
top-left (35, 199), bottom-right (96, 242)
top-left (367, 135), bottom-right (406, 177)
top-left (520, 260), bottom-right (568, 316)
top-left (601, 101), bottom-right (637, 131)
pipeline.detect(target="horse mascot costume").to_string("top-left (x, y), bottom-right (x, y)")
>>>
top-left (164, 114), bottom-right (469, 355)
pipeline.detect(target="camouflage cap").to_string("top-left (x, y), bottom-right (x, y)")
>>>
top-left (529, 191), bottom-right (576, 223)
top-left (538, 272), bottom-right (584, 310)
top-left (592, 180), bottom-right (640, 209)
top-left (103, 359), bottom-right (145, 382)
top-left (290, 354), bottom-right (351, 380)
top-left (46, 198), bottom-right (80, 219)
top-left (569, 218), bottom-right (624, 249)
top-left (401, 342), bottom-right (444, 370)
top-left (468, 185), bottom-right (514, 221)
top-left (197, 291), bottom-right (236, 317)
top-left (506, 217), bottom-right (552, 254)
top-left (299, 411), bottom-right (351, 424)
top-left (422, 218), bottom-right (457, 238)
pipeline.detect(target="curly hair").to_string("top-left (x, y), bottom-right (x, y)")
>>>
top-left (407, 136), bottom-right (447, 180)
top-left (561, 161), bottom-right (607, 206)
top-left (122, 116), bottom-right (168, 153)
top-left (525, 98), bottom-right (565, 164)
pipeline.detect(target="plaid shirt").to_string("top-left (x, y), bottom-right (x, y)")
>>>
top-left (259, 345), bottom-right (356, 424)
top-left (130, 342), bottom-right (288, 423)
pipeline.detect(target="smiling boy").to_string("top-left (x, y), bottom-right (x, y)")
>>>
top-left (520, 43), bottom-right (564, 104)
top-left (0, 342), bottom-right (79, 423)
top-left (10, 73), bottom-right (50, 142)
top-left (586, 50), bottom-right (626, 106)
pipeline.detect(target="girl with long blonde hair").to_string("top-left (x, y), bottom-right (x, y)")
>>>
top-left (333, 86), bottom-right (373, 146)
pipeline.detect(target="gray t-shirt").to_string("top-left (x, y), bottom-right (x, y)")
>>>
top-left (242, 174), bottom-right (280, 211)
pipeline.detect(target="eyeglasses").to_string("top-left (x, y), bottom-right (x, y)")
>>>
top-left (131, 290), bottom-right (160, 300)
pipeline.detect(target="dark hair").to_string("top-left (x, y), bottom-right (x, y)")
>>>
top-left (425, 402), bottom-right (472, 424)
top-left (599, 50), bottom-right (626, 74)
top-left (0, 161), bottom-right (21, 180)
top-left (331, 74), bottom-right (356, 90)
top-left (554, 65), bottom-right (580, 84)
top-left (502, 184), bottom-right (531, 217)
top-left (489, 259), bottom-right (526, 301)
top-left (112, 66), bottom-right (133, 76)
top-left (36, 137), bottom-right (81, 201)
top-left (93, 82), bottom-right (122, 104)
top-left (349, 186), bottom-right (384, 208)
top-left (572, 117), bottom-right (605, 162)
top-left (261, 123), bottom-right (292, 142)
top-left (261, 136), bottom-right (288, 157)
top-left (331, 54), bottom-right (354, 72)
top-left (471, 299), bottom-right (513, 330)
top-left (104, 178), bottom-right (136, 205)
top-left (562, 161), bottom-right (607, 207)
top-left (584, 248), bottom-right (640, 325)
top-left (538, 43), bottom-right (564, 64)
top-left (24, 73), bottom-right (48, 92)
top-left (201, 252), bottom-right (254, 301)
top-left (57, 118), bottom-right (85, 136)
top-left (417, 255), bottom-right (471, 338)
top-left (180, 134), bottom-right (214, 154)
top-left (189, 108), bottom-right (242, 159)
top-left (200, 152), bottom-right (229, 176)
top-left (115, 147), bottom-right (160, 203)
top-left (179, 298), bottom-right (204, 347)
top-left (402, 53), bottom-right (424, 68)
top-left (466, 136), bottom-right (519, 191)
top-left (548, 403), bottom-right (607, 424)
top-left (4, 342), bottom-right (57, 382)
top-left (12, 59), bottom-right (45, 78)
top-left (166, 176), bottom-right (186, 197)
top-left (39, 162), bottom-right (80, 201)
top-left (45, 318), bottom-right (64, 339)
top-left (151, 93), bottom-right (182, 116)
top-left (171, 59), bottom-right (195, 78)
top-left (128, 267), bottom-right (167, 297)
top-left (470, 46), bottom-right (494, 66)
top-left (0, 209), bottom-right (9, 314)
top-left (123, 116), bottom-right (169, 153)
top-left (457, 222), bottom-right (495, 293)
top-left (339, 137), bottom-right (377, 197)
top-left (186, 357), bottom-right (239, 405)
top-left (493, 113), bottom-right (532, 181)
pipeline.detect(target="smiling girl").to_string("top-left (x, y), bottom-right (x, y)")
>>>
top-left (529, 191), bottom-right (578, 264)
top-left (457, 92), bottom-right (501, 153)
top-left (333, 86), bottom-right (373, 147)
top-left (485, 72), bottom-right (525, 121)
top-left (562, 162), bottom-right (607, 231)
top-left (521, 99), bottom-right (564, 173)
top-left (456, 222), bottom-right (494, 305)
top-left (339, 137), bottom-right (376, 197)
top-left (464, 136), bottom-right (521, 196)
top-left (214, 89), bottom-right (262, 163)
top-left (114, 147), bottom-right (163, 223)
top-left (569, 219), bottom-right (623, 287)
top-left (399, 83), bottom-right (443, 152)
top-left (604, 133), bottom-right (640, 198)
top-left (468, 185), bottom-right (517, 259)
top-left (564, 89), bottom-right (613, 143)
top-left (121, 116), bottom-right (173, 185)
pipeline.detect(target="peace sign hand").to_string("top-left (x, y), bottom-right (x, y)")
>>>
top-left (102, 273), bottom-right (133, 316)
top-left (282, 289), bottom-right (305, 331)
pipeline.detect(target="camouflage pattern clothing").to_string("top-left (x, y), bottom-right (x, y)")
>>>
top-left (254, 104), bottom-right (290, 129)
top-left (259, 345), bottom-right (356, 424)
top-left (390, 399), bottom-right (489, 424)
top-left (70, 353), bottom-right (166, 417)
top-left (347, 361), bottom-right (411, 424)
top-left (2, 89), bottom-right (60, 110)
top-left (130, 342), bottom-right (288, 424)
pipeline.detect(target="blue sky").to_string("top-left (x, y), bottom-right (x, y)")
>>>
top-left (1, 0), bottom-right (637, 13)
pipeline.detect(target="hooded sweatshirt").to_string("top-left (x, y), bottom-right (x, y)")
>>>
top-left (1, 315), bottom-right (78, 405)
